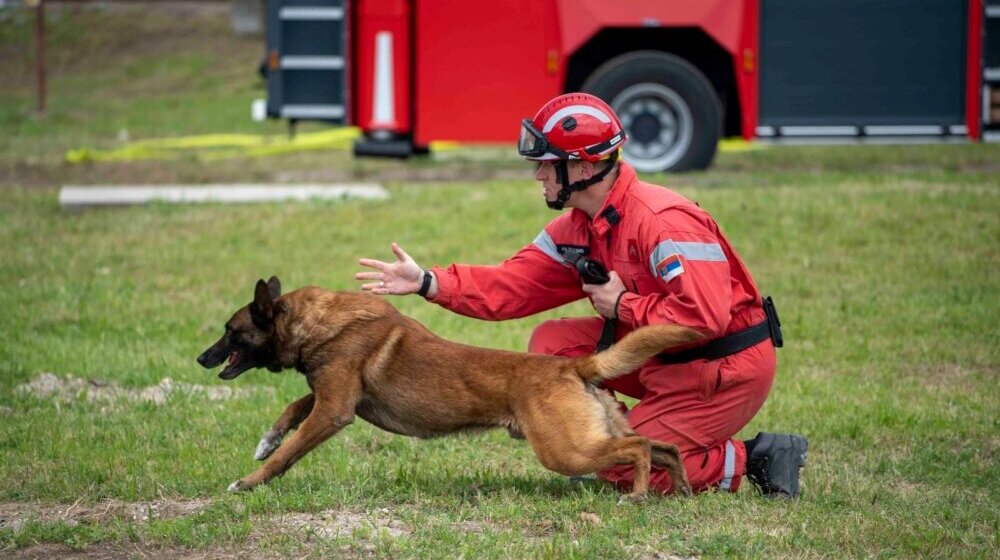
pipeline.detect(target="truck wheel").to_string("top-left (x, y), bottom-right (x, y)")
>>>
top-left (582, 51), bottom-right (721, 172)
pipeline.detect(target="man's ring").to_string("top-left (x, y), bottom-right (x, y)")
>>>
top-left (378, 281), bottom-right (385, 288)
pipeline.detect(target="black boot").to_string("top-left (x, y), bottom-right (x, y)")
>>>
top-left (744, 432), bottom-right (808, 499)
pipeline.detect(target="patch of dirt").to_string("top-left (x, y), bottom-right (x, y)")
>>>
top-left (646, 554), bottom-right (698, 560)
top-left (261, 508), bottom-right (410, 540)
top-left (9, 543), bottom-right (274, 560)
top-left (622, 545), bottom-right (698, 560)
top-left (254, 506), bottom-right (506, 541)
top-left (15, 373), bottom-right (273, 405)
top-left (0, 499), bottom-right (495, 539)
top-left (1, 501), bottom-right (420, 558)
top-left (0, 499), bottom-right (211, 533)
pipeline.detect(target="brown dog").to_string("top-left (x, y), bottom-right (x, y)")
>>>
top-left (197, 277), bottom-right (703, 500)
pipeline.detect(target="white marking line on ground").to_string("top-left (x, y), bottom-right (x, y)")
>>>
top-left (58, 184), bottom-right (389, 207)
top-left (17, 373), bottom-right (273, 405)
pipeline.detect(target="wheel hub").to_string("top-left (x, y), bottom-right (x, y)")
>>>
top-left (612, 83), bottom-right (693, 172)
top-left (631, 112), bottom-right (661, 144)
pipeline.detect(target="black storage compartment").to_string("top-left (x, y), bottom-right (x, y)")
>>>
top-left (265, 0), bottom-right (348, 123)
top-left (759, 0), bottom-right (967, 134)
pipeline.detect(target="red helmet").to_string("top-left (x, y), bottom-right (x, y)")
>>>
top-left (518, 93), bottom-right (627, 162)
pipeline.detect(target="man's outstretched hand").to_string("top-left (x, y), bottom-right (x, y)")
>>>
top-left (356, 243), bottom-right (425, 296)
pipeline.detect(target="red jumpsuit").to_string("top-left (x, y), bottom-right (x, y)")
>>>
top-left (427, 163), bottom-right (775, 493)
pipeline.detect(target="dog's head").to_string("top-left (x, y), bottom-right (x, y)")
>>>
top-left (197, 276), bottom-right (285, 380)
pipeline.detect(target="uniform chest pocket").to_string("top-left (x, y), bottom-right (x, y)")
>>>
top-left (613, 259), bottom-right (661, 295)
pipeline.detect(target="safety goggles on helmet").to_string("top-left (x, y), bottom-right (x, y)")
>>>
top-left (518, 119), bottom-right (570, 160)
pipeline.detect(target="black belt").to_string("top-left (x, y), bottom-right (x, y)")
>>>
top-left (656, 296), bottom-right (784, 364)
top-left (569, 248), bottom-right (785, 363)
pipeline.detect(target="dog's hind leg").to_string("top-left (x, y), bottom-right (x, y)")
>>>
top-left (229, 369), bottom-right (361, 492)
top-left (589, 436), bottom-right (653, 503)
top-left (255, 393), bottom-right (315, 461)
top-left (591, 392), bottom-right (690, 496)
top-left (649, 440), bottom-right (692, 496)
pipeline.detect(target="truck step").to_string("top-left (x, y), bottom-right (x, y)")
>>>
top-left (279, 7), bottom-right (343, 21)
top-left (280, 56), bottom-right (344, 70)
top-left (280, 104), bottom-right (345, 120)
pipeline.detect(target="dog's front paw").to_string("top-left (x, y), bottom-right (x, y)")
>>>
top-left (227, 480), bottom-right (248, 493)
top-left (254, 431), bottom-right (283, 461)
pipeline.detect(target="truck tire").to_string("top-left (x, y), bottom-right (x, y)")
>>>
top-left (582, 51), bottom-right (721, 172)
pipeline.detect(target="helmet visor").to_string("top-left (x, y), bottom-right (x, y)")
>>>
top-left (518, 119), bottom-right (548, 158)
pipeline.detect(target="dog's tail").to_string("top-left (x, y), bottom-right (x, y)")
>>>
top-left (576, 324), bottom-right (705, 383)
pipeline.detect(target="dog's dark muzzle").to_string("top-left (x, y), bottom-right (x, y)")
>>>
top-left (197, 341), bottom-right (229, 369)
top-left (197, 339), bottom-right (252, 379)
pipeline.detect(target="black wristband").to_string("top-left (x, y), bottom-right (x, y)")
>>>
top-left (613, 290), bottom-right (628, 319)
top-left (417, 269), bottom-right (433, 297)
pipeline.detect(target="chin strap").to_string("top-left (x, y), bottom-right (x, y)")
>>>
top-left (546, 152), bottom-right (619, 211)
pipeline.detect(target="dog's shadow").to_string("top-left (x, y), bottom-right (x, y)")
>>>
top-left (389, 470), bottom-right (616, 502)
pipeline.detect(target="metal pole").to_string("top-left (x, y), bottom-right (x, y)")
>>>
top-left (36, 0), bottom-right (47, 115)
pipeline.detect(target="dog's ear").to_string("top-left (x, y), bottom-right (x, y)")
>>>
top-left (266, 276), bottom-right (281, 299)
top-left (250, 278), bottom-right (274, 328)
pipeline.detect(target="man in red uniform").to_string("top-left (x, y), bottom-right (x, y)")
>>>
top-left (356, 93), bottom-right (807, 498)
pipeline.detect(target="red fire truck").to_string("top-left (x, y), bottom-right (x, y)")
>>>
top-left (262, 0), bottom-right (1000, 172)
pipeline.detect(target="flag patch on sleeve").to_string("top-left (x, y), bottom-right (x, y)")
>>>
top-left (655, 253), bottom-right (685, 283)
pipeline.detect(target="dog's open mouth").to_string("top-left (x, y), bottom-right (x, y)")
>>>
top-left (219, 351), bottom-right (248, 380)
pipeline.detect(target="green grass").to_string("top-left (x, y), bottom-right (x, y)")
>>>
top-left (1, 158), bottom-right (997, 558)
top-left (1, 3), bottom-right (999, 559)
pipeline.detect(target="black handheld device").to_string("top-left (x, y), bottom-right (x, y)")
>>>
top-left (564, 252), bottom-right (610, 285)
top-left (563, 252), bottom-right (615, 352)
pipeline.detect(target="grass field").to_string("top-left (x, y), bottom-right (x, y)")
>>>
top-left (1, 4), bottom-right (999, 559)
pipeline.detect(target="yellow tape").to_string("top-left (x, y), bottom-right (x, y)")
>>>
top-left (718, 139), bottom-right (762, 153)
top-left (428, 140), bottom-right (462, 152)
top-left (66, 127), bottom-right (361, 163)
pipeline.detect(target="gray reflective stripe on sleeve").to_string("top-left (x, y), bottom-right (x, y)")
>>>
top-left (648, 239), bottom-right (727, 276)
top-left (532, 230), bottom-right (563, 264)
top-left (719, 440), bottom-right (736, 491)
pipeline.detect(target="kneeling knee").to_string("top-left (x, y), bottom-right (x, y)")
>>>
top-left (529, 318), bottom-right (601, 356)
top-left (528, 320), bottom-right (566, 355)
